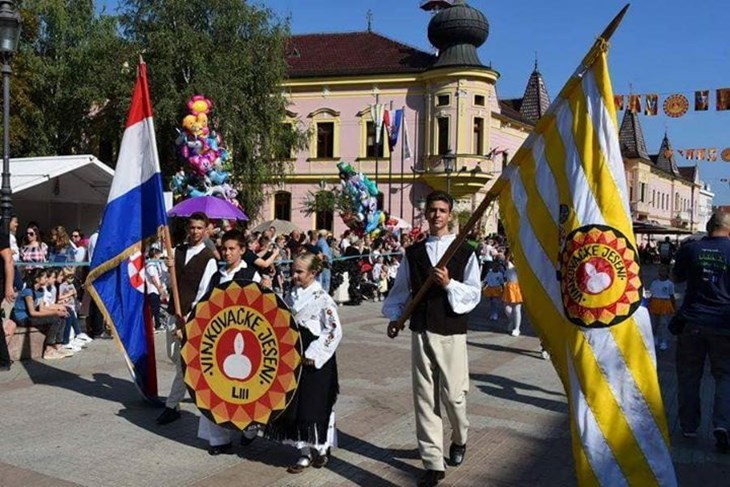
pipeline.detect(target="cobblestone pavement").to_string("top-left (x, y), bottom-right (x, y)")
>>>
top-left (1, 267), bottom-right (728, 486)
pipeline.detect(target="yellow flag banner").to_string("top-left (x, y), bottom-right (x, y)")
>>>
top-left (498, 33), bottom-right (677, 487)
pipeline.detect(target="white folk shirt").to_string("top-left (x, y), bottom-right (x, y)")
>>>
top-left (217, 260), bottom-right (261, 285)
top-left (286, 280), bottom-right (342, 369)
top-left (382, 234), bottom-right (482, 322)
top-left (649, 279), bottom-right (675, 299)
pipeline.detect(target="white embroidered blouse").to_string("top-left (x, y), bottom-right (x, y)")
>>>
top-left (285, 280), bottom-right (343, 369)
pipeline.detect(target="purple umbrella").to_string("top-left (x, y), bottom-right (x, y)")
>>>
top-left (168, 196), bottom-right (249, 221)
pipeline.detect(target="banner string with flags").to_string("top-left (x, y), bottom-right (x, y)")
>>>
top-left (497, 6), bottom-right (677, 486)
top-left (85, 60), bottom-right (168, 402)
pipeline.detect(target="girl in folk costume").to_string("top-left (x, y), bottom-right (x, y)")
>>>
top-left (502, 250), bottom-right (523, 337)
top-left (270, 253), bottom-right (342, 473)
top-left (482, 261), bottom-right (505, 321)
top-left (648, 265), bottom-right (676, 351)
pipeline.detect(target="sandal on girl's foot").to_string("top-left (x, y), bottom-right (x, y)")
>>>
top-left (313, 449), bottom-right (330, 468)
top-left (287, 454), bottom-right (312, 474)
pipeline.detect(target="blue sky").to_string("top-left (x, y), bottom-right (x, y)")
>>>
top-left (100, 0), bottom-right (730, 203)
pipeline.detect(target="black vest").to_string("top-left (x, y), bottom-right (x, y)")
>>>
top-left (207, 265), bottom-right (257, 294)
top-left (171, 243), bottom-right (215, 316)
top-left (406, 239), bottom-right (474, 335)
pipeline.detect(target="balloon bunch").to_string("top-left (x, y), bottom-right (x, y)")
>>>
top-left (336, 161), bottom-right (385, 235)
top-left (171, 95), bottom-right (239, 206)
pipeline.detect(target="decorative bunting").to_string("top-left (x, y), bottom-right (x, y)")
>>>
top-left (722, 148), bottom-right (730, 162)
top-left (663, 94), bottom-right (689, 118)
top-left (685, 149), bottom-right (695, 159)
top-left (695, 90), bottom-right (710, 111)
top-left (708, 148), bottom-right (717, 162)
top-left (628, 94), bottom-right (641, 113)
top-left (717, 88), bottom-right (730, 111)
top-left (614, 94), bottom-right (625, 111)
top-left (644, 94), bottom-right (658, 116)
top-left (695, 149), bottom-right (706, 160)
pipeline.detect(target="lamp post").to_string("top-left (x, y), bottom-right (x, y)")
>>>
top-left (0, 0), bottom-right (20, 234)
top-left (442, 148), bottom-right (456, 196)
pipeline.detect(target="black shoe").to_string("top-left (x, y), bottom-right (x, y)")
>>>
top-left (312, 448), bottom-right (330, 468)
top-left (449, 442), bottom-right (466, 466)
top-left (417, 470), bottom-right (445, 487)
top-left (207, 443), bottom-right (232, 456)
top-left (0, 360), bottom-right (12, 371)
top-left (240, 428), bottom-right (258, 446)
top-left (156, 407), bottom-right (180, 425)
top-left (714, 428), bottom-right (729, 453)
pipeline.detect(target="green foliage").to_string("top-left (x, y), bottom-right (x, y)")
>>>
top-left (302, 186), bottom-right (356, 217)
top-left (10, 0), bottom-right (133, 158)
top-left (119, 0), bottom-right (307, 218)
top-left (5, 0), bottom-right (305, 219)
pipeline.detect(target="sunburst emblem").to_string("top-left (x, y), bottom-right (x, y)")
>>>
top-left (560, 225), bottom-right (643, 328)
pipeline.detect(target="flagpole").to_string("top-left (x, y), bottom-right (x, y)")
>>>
top-left (387, 4), bottom-right (631, 338)
top-left (388, 100), bottom-right (393, 214)
top-left (400, 107), bottom-right (405, 220)
top-left (163, 225), bottom-right (183, 320)
top-left (374, 94), bottom-right (380, 199)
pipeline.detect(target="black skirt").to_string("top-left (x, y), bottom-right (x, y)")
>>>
top-left (266, 327), bottom-right (339, 445)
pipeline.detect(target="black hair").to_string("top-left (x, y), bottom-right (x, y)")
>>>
top-left (425, 190), bottom-right (454, 211)
top-left (188, 212), bottom-right (209, 226)
top-left (222, 229), bottom-right (245, 248)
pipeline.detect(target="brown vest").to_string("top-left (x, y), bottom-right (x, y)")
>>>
top-left (172, 243), bottom-right (215, 316)
top-left (406, 239), bottom-right (474, 335)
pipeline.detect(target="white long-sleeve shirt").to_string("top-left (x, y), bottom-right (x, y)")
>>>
top-left (183, 242), bottom-right (219, 313)
top-left (382, 234), bottom-right (482, 322)
top-left (286, 280), bottom-right (342, 369)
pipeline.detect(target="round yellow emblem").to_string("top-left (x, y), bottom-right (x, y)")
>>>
top-left (560, 225), bottom-right (643, 328)
top-left (181, 281), bottom-right (302, 430)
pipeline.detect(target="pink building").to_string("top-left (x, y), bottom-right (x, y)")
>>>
top-left (620, 110), bottom-right (713, 237)
top-left (257, 1), bottom-right (536, 235)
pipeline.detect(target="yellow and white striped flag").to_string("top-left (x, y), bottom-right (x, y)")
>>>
top-left (498, 39), bottom-right (677, 486)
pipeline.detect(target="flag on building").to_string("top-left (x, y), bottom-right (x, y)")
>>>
top-left (498, 35), bottom-right (676, 486)
top-left (370, 103), bottom-right (385, 144)
top-left (86, 61), bottom-right (168, 401)
top-left (385, 109), bottom-right (403, 150)
top-left (402, 109), bottom-right (412, 160)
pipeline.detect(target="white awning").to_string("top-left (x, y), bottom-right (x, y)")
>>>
top-left (10, 154), bottom-right (114, 204)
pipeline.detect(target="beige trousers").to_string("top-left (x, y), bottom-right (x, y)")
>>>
top-left (165, 330), bottom-right (186, 409)
top-left (412, 331), bottom-right (469, 471)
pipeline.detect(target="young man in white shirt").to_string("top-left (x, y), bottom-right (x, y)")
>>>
top-left (383, 191), bottom-right (481, 487)
top-left (157, 212), bottom-right (218, 425)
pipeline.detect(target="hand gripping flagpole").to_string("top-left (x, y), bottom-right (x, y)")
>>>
top-left (387, 4), bottom-right (630, 338)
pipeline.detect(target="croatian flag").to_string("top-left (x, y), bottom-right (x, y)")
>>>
top-left (86, 61), bottom-right (167, 401)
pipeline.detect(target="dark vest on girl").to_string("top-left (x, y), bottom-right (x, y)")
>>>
top-left (172, 244), bottom-right (215, 316)
top-left (206, 265), bottom-right (258, 295)
top-left (406, 239), bottom-right (474, 336)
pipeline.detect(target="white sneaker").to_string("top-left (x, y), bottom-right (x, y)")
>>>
top-left (76, 333), bottom-right (92, 343)
top-left (71, 338), bottom-right (88, 348)
top-left (55, 348), bottom-right (74, 358)
top-left (63, 343), bottom-right (83, 352)
top-left (511, 329), bottom-right (521, 337)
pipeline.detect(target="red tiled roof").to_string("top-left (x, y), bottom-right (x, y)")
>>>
top-left (286, 32), bottom-right (436, 78)
top-left (677, 166), bottom-right (697, 182)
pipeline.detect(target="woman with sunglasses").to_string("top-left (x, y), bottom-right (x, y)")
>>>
top-left (20, 223), bottom-right (48, 265)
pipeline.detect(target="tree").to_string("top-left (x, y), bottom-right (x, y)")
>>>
top-left (120, 0), bottom-right (307, 218)
top-left (10, 1), bottom-right (133, 159)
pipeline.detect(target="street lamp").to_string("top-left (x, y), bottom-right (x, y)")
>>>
top-left (442, 148), bottom-right (456, 195)
top-left (0, 0), bottom-right (20, 234)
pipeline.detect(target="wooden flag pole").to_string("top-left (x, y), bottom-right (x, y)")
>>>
top-left (162, 225), bottom-right (182, 320)
top-left (387, 4), bottom-right (630, 338)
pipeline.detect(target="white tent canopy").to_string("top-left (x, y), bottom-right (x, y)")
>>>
top-left (10, 155), bottom-right (114, 237)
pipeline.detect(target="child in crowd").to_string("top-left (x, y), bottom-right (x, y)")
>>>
top-left (378, 261), bottom-right (389, 301)
top-left (648, 265), bottom-right (676, 351)
top-left (371, 256), bottom-right (385, 301)
top-left (58, 268), bottom-right (90, 350)
top-left (483, 261), bottom-right (505, 321)
top-left (502, 251), bottom-right (523, 336)
top-left (145, 247), bottom-right (168, 333)
top-left (13, 269), bottom-right (69, 360)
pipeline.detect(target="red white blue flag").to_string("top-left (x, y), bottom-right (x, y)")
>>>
top-left (86, 61), bottom-right (167, 401)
